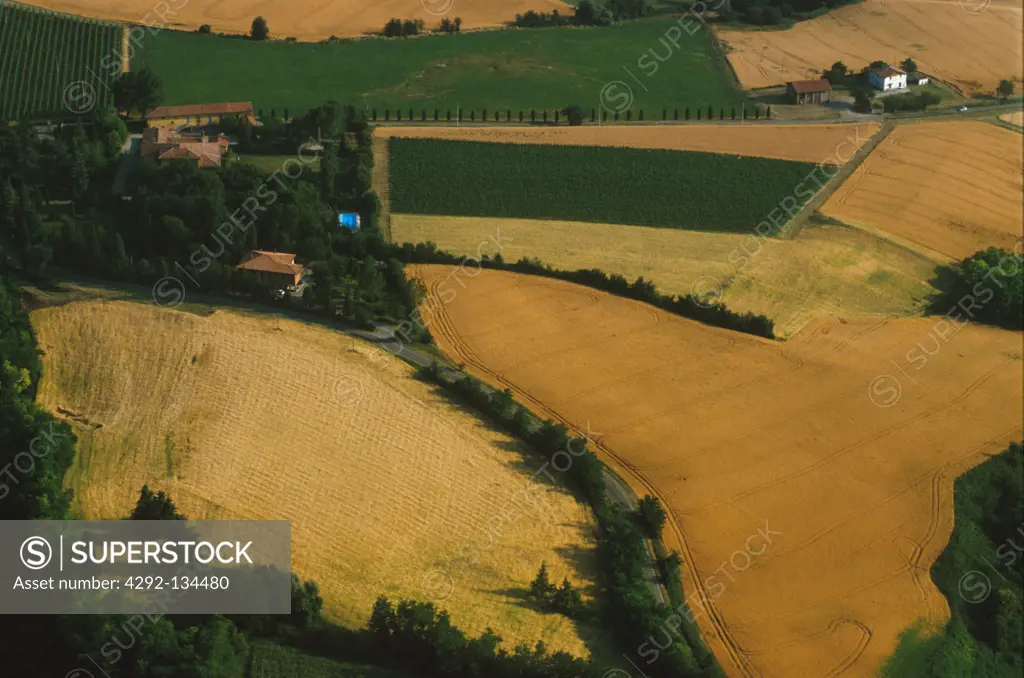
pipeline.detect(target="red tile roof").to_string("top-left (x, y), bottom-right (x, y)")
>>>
top-left (787, 79), bottom-right (831, 94)
top-left (146, 102), bottom-right (254, 119)
top-left (237, 251), bottom-right (305, 276)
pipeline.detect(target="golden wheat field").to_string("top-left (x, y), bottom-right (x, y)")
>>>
top-left (22, 0), bottom-right (567, 39)
top-left (375, 122), bottom-right (880, 164)
top-left (31, 298), bottom-right (601, 656)
top-left (392, 214), bottom-right (937, 337)
top-left (717, 0), bottom-right (1024, 94)
top-left (821, 121), bottom-right (1023, 260)
top-left (412, 264), bottom-right (1024, 678)
top-left (1001, 111), bottom-right (1024, 127)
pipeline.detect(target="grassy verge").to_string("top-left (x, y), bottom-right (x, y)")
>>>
top-left (389, 138), bottom-right (819, 232)
top-left (135, 19), bottom-right (746, 116)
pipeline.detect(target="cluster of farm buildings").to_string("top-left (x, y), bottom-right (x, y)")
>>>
top-left (785, 64), bottom-right (928, 104)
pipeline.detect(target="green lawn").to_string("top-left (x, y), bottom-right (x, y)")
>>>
top-left (135, 19), bottom-right (745, 117)
top-left (390, 138), bottom-right (820, 232)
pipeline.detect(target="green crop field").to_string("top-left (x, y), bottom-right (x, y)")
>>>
top-left (0, 1), bottom-right (122, 120)
top-left (248, 642), bottom-right (411, 678)
top-left (389, 138), bottom-right (820, 232)
top-left (134, 18), bottom-right (745, 117)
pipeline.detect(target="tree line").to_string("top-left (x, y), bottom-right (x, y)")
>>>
top-left (720, 0), bottom-right (854, 26)
top-left (514, 0), bottom-right (648, 28)
top-left (369, 104), bottom-right (769, 123)
top-left (396, 243), bottom-right (776, 338)
top-left (414, 362), bottom-right (722, 676)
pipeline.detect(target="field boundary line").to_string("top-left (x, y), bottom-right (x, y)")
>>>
top-left (781, 122), bottom-right (893, 240)
top-left (419, 275), bottom-right (756, 678)
top-left (372, 136), bottom-right (392, 242)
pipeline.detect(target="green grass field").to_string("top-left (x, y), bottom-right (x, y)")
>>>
top-left (135, 19), bottom-right (745, 117)
top-left (389, 138), bottom-right (819, 231)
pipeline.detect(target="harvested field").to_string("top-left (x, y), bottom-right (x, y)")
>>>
top-left (412, 264), bottom-right (1024, 678)
top-left (716, 0), bottom-right (1023, 94)
top-left (31, 299), bottom-right (600, 656)
top-left (1001, 111), bottom-right (1024, 128)
top-left (22, 0), bottom-right (569, 40)
top-left (391, 214), bottom-right (936, 337)
top-left (821, 121), bottom-right (1023, 260)
top-left (376, 122), bottom-right (880, 164)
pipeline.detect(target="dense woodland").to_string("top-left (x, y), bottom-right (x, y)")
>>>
top-left (931, 248), bottom-right (1024, 330)
top-left (719, 0), bottom-right (856, 25)
top-left (0, 103), bottom-right (424, 333)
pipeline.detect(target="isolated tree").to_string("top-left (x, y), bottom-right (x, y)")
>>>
top-left (868, 60), bottom-right (888, 70)
top-left (453, 16), bottom-right (462, 32)
top-left (131, 485), bottom-right (185, 520)
top-left (198, 24), bottom-right (211, 34)
top-left (997, 79), bottom-right (1015, 99)
top-left (529, 562), bottom-right (556, 602)
top-left (637, 495), bottom-right (667, 538)
top-left (251, 16), bottom-right (269, 40)
top-left (900, 57), bottom-right (917, 74)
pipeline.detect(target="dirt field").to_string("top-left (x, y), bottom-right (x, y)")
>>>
top-left (1001, 111), bottom-right (1024, 127)
top-left (411, 264), bottom-right (1024, 678)
top-left (821, 121), bottom-right (1023, 260)
top-left (376, 123), bottom-right (880, 164)
top-left (22, 0), bottom-right (568, 40)
top-left (31, 299), bottom-right (600, 656)
top-left (392, 214), bottom-right (936, 337)
top-left (716, 0), bottom-right (1023, 94)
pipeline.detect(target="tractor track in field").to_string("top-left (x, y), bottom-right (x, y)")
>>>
top-left (421, 275), bottom-right (758, 678)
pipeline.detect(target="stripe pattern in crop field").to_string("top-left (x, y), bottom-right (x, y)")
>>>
top-left (389, 138), bottom-right (822, 232)
top-left (0, 1), bottom-right (121, 120)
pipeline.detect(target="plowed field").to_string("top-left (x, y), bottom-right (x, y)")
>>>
top-left (376, 122), bottom-right (880, 164)
top-left (31, 299), bottom-right (599, 656)
top-left (821, 121), bottom-right (1023, 260)
top-left (717, 0), bottom-right (1023, 94)
top-left (412, 264), bottom-right (1024, 678)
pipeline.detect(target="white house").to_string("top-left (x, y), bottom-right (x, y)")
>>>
top-left (868, 66), bottom-right (908, 92)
